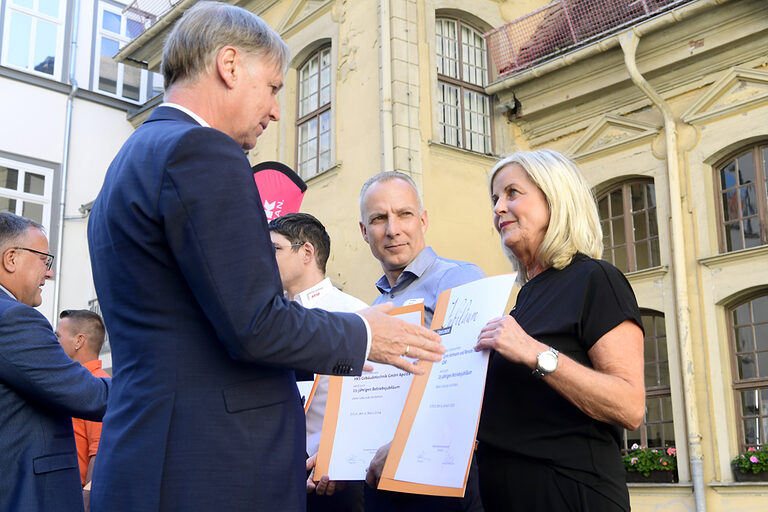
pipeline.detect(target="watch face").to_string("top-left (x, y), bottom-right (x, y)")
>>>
top-left (538, 350), bottom-right (558, 373)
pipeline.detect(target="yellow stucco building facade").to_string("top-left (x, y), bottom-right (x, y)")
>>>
top-left (118, 0), bottom-right (767, 509)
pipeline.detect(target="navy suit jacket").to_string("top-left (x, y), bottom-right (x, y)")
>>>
top-left (87, 106), bottom-right (367, 511)
top-left (0, 291), bottom-right (109, 512)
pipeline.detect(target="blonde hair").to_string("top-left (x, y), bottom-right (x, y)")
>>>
top-left (489, 149), bottom-right (603, 284)
top-left (162, 1), bottom-right (289, 90)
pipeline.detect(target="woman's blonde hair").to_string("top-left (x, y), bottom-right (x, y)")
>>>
top-left (489, 149), bottom-right (603, 284)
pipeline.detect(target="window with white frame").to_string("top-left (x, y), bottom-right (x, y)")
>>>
top-left (93, 1), bottom-right (156, 102)
top-left (1, 0), bottom-right (65, 78)
top-left (436, 17), bottom-right (491, 154)
top-left (296, 45), bottom-right (332, 180)
top-left (0, 157), bottom-right (53, 231)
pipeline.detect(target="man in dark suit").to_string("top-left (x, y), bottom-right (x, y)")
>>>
top-left (86, 3), bottom-right (443, 511)
top-left (0, 212), bottom-right (110, 511)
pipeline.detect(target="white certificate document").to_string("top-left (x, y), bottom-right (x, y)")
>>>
top-left (380, 274), bottom-right (516, 495)
top-left (314, 304), bottom-right (423, 480)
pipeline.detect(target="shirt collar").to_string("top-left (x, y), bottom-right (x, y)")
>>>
top-left (0, 283), bottom-right (18, 301)
top-left (375, 246), bottom-right (437, 294)
top-left (294, 277), bottom-right (334, 308)
top-left (159, 102), bottom-right (211, 128)
top-left (83, 359), bottom-right (103, 372)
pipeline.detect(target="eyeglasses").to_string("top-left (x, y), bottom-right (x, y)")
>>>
top-left (14, 247), bottom-right (55, 270)
top-left (273, 243), bottom-right (304, 252)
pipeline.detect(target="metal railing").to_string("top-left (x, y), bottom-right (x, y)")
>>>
top-left (123, 0), bottom-right (184, 37)
top-left (484, 0), bottom-right (693, 83)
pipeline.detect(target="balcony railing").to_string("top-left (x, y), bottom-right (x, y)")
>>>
top-left (484, 0), bottom-right (693, 83)
top-left (123, 0), bottom-right (184, 38)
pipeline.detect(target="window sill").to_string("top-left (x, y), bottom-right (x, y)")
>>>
top-left (304, 162), bottom-right (341, 186)
top-left (698, 245), bottom-right (768, 268)
top-left (624, 265), bottom-right (668, 282)
top-left (427, 140), bottom-right (499, 163)
top-left (708, 481), bottom-right (768, 493)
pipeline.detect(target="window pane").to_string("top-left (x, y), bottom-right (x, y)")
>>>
top-left (736, 326), bottom-right (755, 352)
top-left (645, 361), bottom-right (658, 388)
top-left (631, 183), bottom-right (645, 211)
top-left (635, 240), bottom-right (649, 270)
top-left (598, 196), bottom-right (608, 218)
top-left (0, 197), bottom-right (18, 212)
top-left (12, 0), bottom-right (34, 8)
top-left (734, 302), bottom-right (751, 325)
top-left (33, 20), bottom-right (57, 75)
top-left (650, 238), bottom-right (660, 267)
top-left (758, 351), bottom-right (768, 379)
top-left (738, 151), bottom-right (756, 185)
top-left (658, 361), bottom-right (670, 386)
top-left (99, 37), bottom-right (120, 94)
top-left (614, 246), bottom-right (628, 273)
top-left (127, 18), bottom-right (143, 39)
top-left (648, 208), bottom-right (658, 236)
top-left (22, 201), bottom-right (43, 223)
top-left (738, 354), bottom-right (756, 380)
top-left (438, 82), bottom-right (460, 147)
top-left (123, 64), bottom-right (141, 101)
top-left (151, 72), bottom-right (164, 97)
top-left (744, 218), bottom-right (760, 249)
top-left (103, 11), bottom-right (121, 34)
top-left (757, 323), bottom-right (768, 352)
top-left (436, 19), bottom-right (458, 79)
top-left (723, 191), bottom-right (739, 221)
top-left (0, 167), bottom-right (19, 190)
top-left (726, 222), bottom-right (743, 252)
top-left (741, 186), bottom-right (757, 217)
top-left (610, 190), bottom-right (623, 217)
top-left (633, 212), bottom-right (648, 241)
top-left (38, 0), bottom-right (60, 18)
top-left (23, 172), bottom-right (44, 195)
top-left (721, 161), bottom-right (737, 190)
top-left (8, 12), bottom-right (33, 69)
top-left (612, 218), bottom-right (625, 245)
top-left (754, 296), bottom-right (768, 324)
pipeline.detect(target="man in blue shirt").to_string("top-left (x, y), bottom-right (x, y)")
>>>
top-left (358, 171), bottom-right (486, 511)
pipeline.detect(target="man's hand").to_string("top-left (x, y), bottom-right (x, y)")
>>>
top-left (365, 442), bottom-right (391, 488)
top-left (359, 304), bottom-right (444, 375)
top-left (306, 453), bottom-right (346, 495)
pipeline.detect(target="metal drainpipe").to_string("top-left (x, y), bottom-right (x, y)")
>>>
top-left (619, 31), bottom-right (706, 511)
top-left (378, 0), bottom-right (394, 172)
top-left (53, 0), bottom-right (81, 319)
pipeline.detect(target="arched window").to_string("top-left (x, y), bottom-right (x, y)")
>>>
top-left (435, 17), bottom-right (491, 154)
top-left (624, 310), bottom-right (674, 451)
top-left (715, 143), bottom-right (768, 252)
top-left (597, 180), bottom-right (660, 273)
top-left (296, 45), bottom-right (332, 180)
top-left (729, 293), bottom-right (768, 450)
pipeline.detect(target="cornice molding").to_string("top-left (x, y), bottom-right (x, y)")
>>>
top-left (567, 114), bottom-right (660, 161)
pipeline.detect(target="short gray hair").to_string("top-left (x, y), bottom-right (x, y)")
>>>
top-left (359, 171), bottom-right (423, 220)
top-left (162, 1), bottom-right (289, 90)
top-left (489, 149), bottom-right (603, 284)
top-left (0, 211), bottom-right (44, 250)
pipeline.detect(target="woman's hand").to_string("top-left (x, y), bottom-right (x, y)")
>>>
top-left (474, 315), bottom-right (545, 369)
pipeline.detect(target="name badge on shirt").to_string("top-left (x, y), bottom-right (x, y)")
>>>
top-left (403, 298), bottom-right (424, 306)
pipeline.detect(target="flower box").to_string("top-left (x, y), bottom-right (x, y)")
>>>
top-left (626, 470), bottom-right (679, 483)
top-left (732, 463), bottom-right (768, 482)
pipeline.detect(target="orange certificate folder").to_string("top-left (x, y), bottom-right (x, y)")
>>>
top-left (377, 274), bottom-right (517, 496)
top-left (315, 303), bottom-right (425, 481)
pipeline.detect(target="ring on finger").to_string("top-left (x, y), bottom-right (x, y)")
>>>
top-left (403, 345), bottom-right (410, 357)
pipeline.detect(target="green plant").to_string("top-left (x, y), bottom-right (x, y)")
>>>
top-left (622, 444), bottom-right (677, 477)
top-left (731, 446), bottom-right (768, 475)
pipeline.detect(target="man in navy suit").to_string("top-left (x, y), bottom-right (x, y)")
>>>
top-left (0, 212), bottom-right (110, 511)
top-left (87, 3), bottom-right (443, 511)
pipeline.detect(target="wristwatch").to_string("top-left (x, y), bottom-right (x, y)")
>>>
top-left (532, 347), bottom-right (559, 378)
